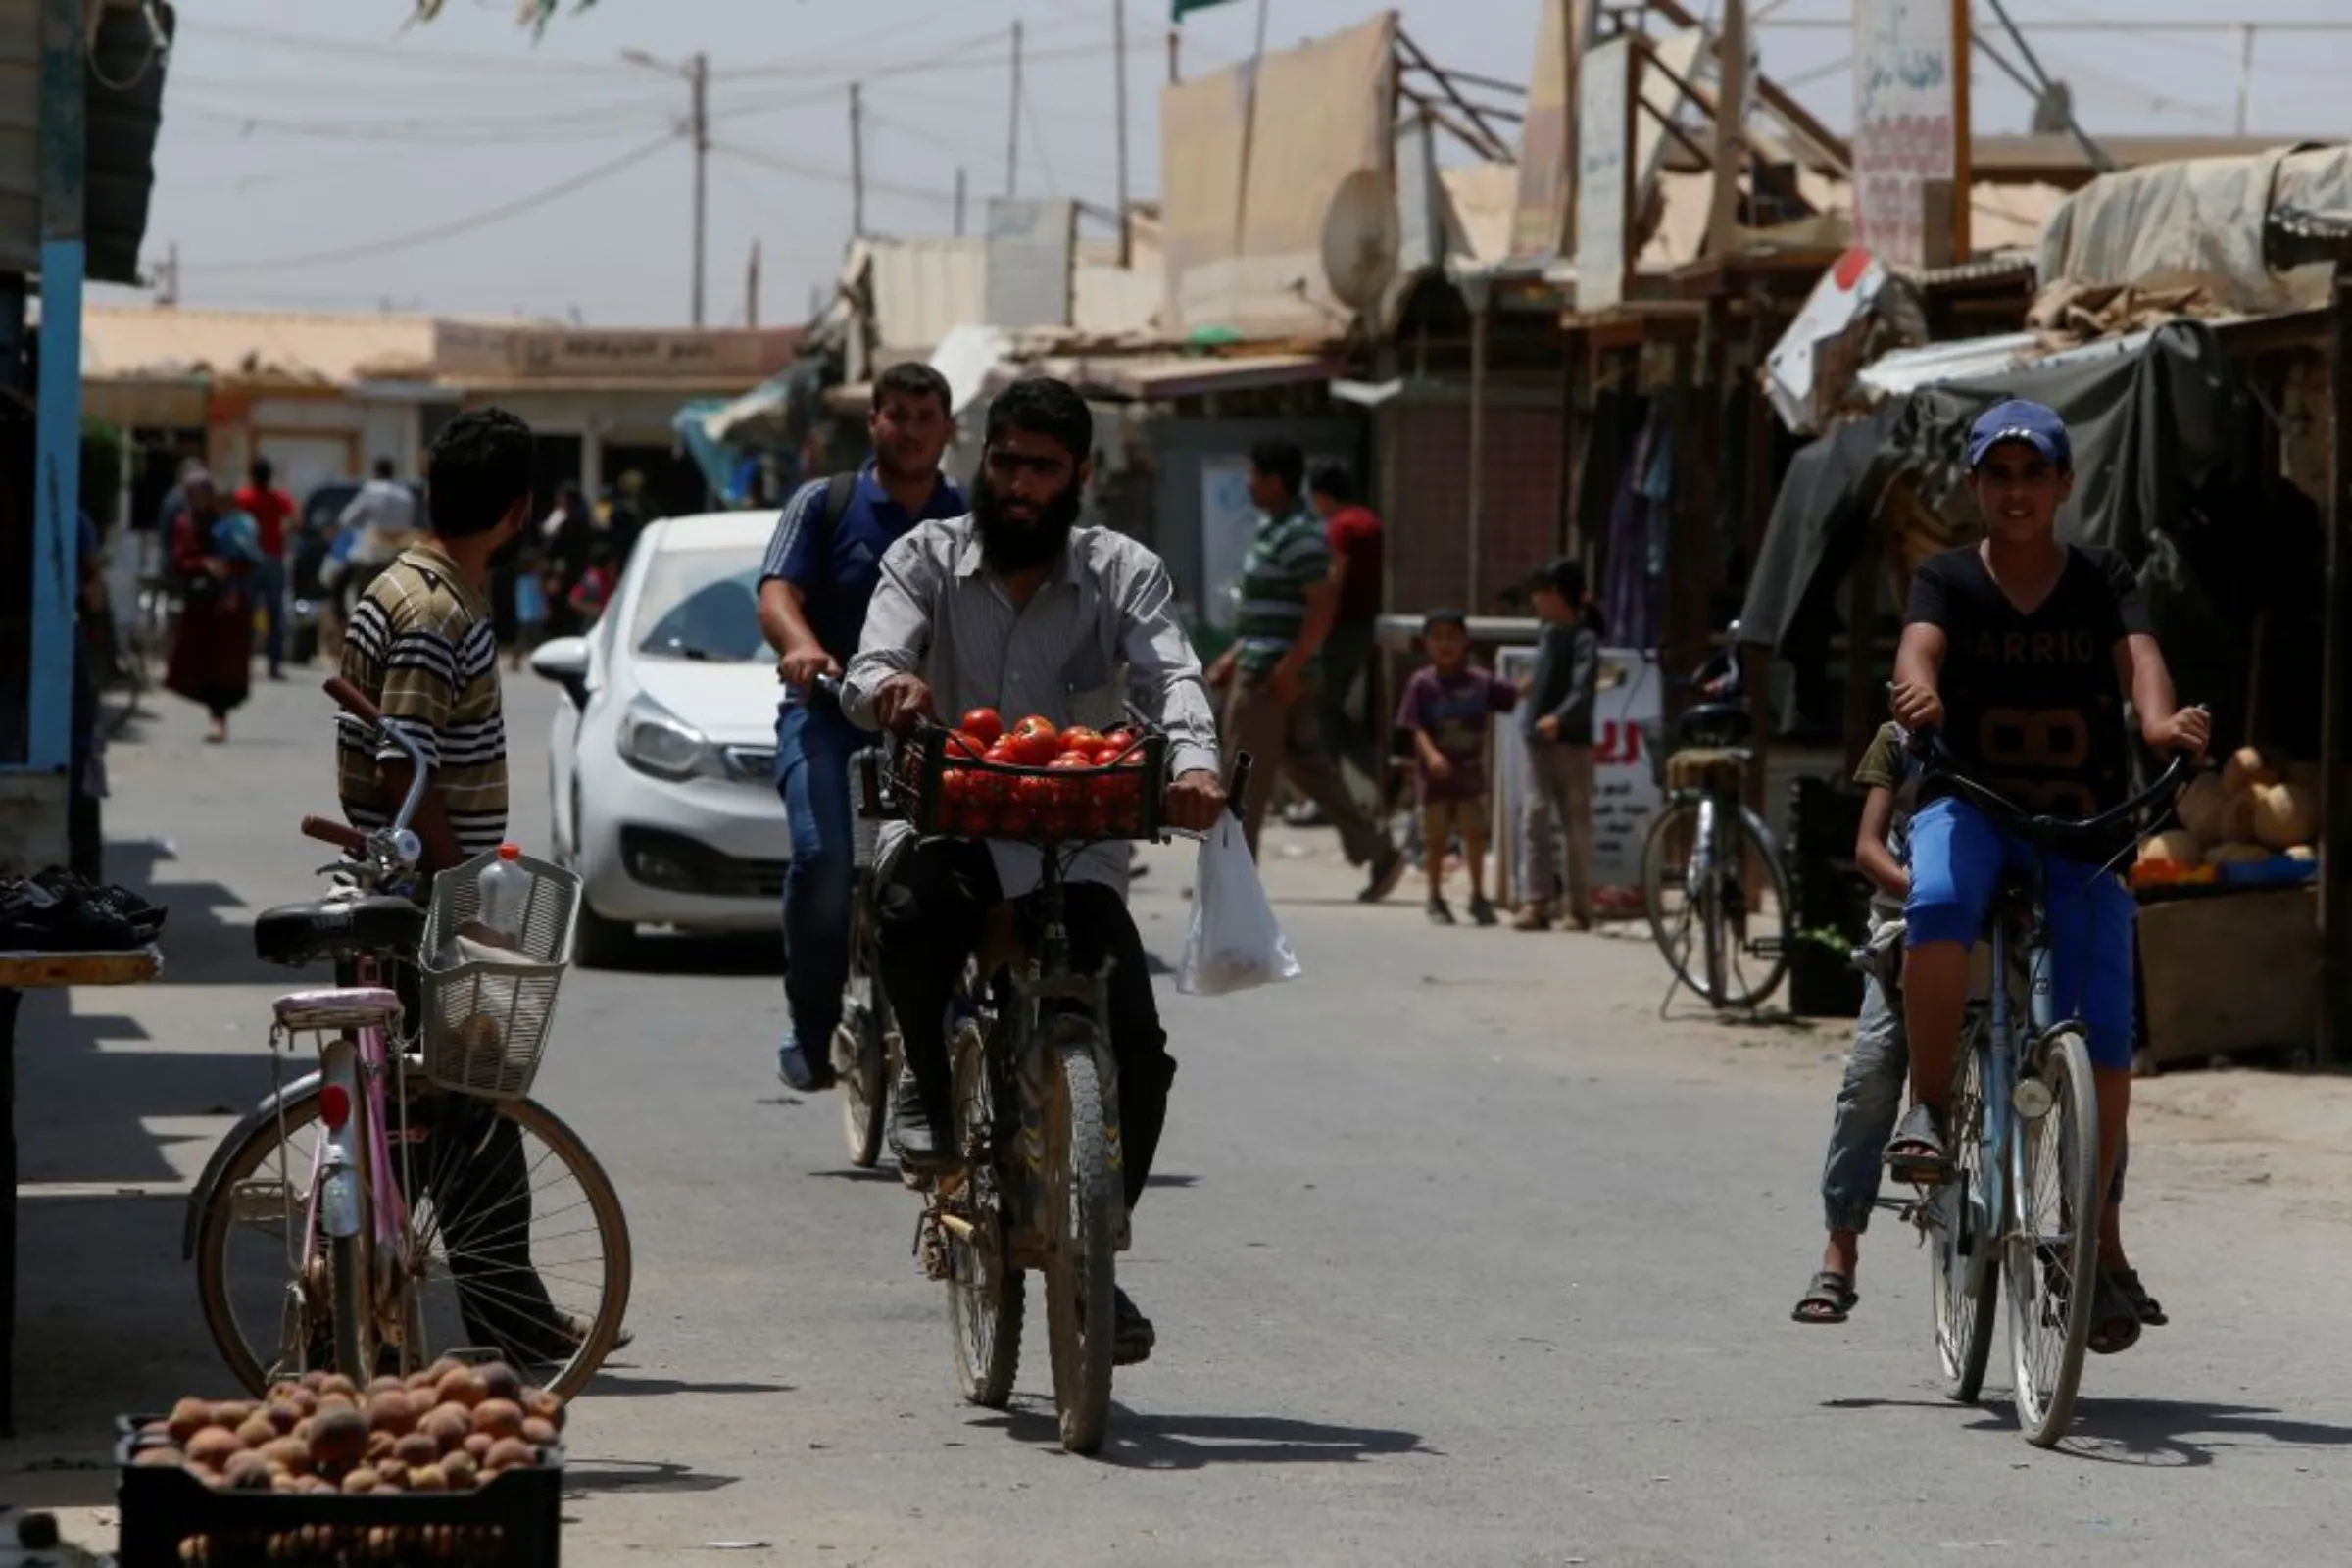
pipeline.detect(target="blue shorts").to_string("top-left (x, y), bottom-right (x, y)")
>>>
top-left (1903, 795), bottom-right (2138, 1072)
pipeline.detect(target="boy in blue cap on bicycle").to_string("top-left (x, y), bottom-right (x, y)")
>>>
top-left (1885, 398), bottom-right (2207, 1354)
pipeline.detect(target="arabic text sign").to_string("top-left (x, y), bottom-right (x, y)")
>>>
top-left (1575, 37), bottom-right (1635, 312)
top-left (1851, 0), bottom-right (1955, 270)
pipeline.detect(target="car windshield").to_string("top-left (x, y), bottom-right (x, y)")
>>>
top-left (631, 542), bottom-right (768, 663)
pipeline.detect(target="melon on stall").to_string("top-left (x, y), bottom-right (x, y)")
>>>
top-left (2287, 844), bottom-right (2318, 862)
top-left (2137, 830), bottom-right (2203, 869)
top-left (2205, 842), bottom-right (2271, 866)
top-left (2222, 746), bottom-right (2278, 795)
top-left (2250, 782), bottom-right (2318, 850)
top-left (2176, 773), bottom-right (2231, 844)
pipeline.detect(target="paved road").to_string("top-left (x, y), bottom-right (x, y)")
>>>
top-left (10, 673), bottom-right (2352, 1565)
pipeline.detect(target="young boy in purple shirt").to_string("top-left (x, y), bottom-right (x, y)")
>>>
top-left (1396, 609), bottom-right (1518, 926)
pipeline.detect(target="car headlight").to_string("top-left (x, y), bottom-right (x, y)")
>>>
top-left (618, 699), bottom-right (722, 782)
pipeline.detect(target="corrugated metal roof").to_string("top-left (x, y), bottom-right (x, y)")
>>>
top-left (1021, 351), bottom-right (1335, 401)
top-left (1856, 326), bottom-right (2157, 399)
top-left (81, 305), bottom-right (439, 383)
top-left (862, 236), bottom-right (988, 360)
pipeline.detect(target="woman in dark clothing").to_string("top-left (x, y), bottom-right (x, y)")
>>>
top-left (163, 470), bottom-right (253, 743)
top-left (538, 483), bottom-right (595, 639)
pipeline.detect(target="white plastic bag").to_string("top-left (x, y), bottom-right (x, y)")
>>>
top-left (1177, 814), bottom-right (1302, 996)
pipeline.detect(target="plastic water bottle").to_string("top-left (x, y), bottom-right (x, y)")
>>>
top-left (474, 843), bottom-right (529, 950)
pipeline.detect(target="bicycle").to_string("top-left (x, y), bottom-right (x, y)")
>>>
top-left (1638, 644), bottom-right (1792, 1012)
top-left (833, 732), bottom-right (899, 1169)
top-left (858, 706), bottom-right (1246, 1454)
top-left (182, 676), bottom-right (633, 1396)
top-left (1903, 737), bottom-right (2192, 1447)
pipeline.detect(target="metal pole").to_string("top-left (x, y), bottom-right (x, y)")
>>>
top-left (955, 167), bottom-right (967, 236)
top-left (1114, 0), bottom-right (1132, 268)
top-left (1466, 281), bottom-right (1490, 611)
top-left (746, 240), bottom-right (760, 327)
top-left (30, 0), bottom-right (86, 779)
top-left (690, 52), bottom-right (710, 326)
top-left (1167, 26), bottom-right (1180, 84)
top-left (849, 81), bottom-right (866, 237)
top-left (2237, 24), bottom-right (2255, 135)
top-left (2322, 262), bottom-right (2352, 1065)
top-left (1231, 0), bottom-right (1272, 255)
top-left (1007, 20), bottom-right (1023, 198)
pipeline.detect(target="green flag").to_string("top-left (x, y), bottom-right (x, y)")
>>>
top-left (1172, 0), bottom-right (1243, 18)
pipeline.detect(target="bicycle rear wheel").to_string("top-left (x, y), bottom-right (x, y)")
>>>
top-left (945, 1014), bottom-right (1022, 1408)
top-left (1642, 799), bottom-right (1792, 1010)
top-left (835, 897), bottom-right (890, 1168)
top-left (1933, 1018), bottom-right (1998, 1402)
top-left (2006, 1026), bottom-right (2101, 1447)
top-left (1041, 1016), bottom-right (1117, 1455)
top-left (194, 1086), bottom-right (633, 1398)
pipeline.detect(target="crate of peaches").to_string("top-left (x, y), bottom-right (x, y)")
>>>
top-left (891, 707), bottom-right (1166, 843)
top-left (114, 1360), bottom-right (564, 1566)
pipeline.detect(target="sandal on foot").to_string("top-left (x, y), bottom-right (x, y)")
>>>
top-left (2108, 1267), bottom-right (2167, 1327)
top-left (1885, 1103), bottom-right (1954, 1186)
top-left (1791, 1270), bottom-right (1858, 1325)
top-left (2088, 1273), bottom-right (2144, 1355)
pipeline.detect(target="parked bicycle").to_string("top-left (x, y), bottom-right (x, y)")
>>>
top-left (1638, 637), bottom-right (1791, 1011)
top-left (183, 677), bottom-right (632, 1396)
top-left (858, 704), bottom-right (1246, 1454)
top-left (1903, 734), bottom-right (2191, 1447)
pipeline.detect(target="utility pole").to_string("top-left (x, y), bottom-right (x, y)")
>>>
top-left (1114, 0), bottom-right (1132, 267)
top-left (2237, 24), bottom-right (2256, 135)
top-left (955, 167), bottom-right (968, 236)
top-left (1950, 0), bottom-right (1972, 263)
top-left (623, 48), bottom-right (712, 326)
top-left (849, 81), bottom-right (866, 237)
top-left (1707, 0), bottom-right (1747, 259)
top-left (746, 239), bottom-right (760, 327)
top-left (1167, 27), bottom-right (1180, 84)
top-left (157, 239), bottom-right (179, 306)
top-left (690, 52), bottom-right (709, 326)
top-left (1007, 20), bottom-right (1024, 198)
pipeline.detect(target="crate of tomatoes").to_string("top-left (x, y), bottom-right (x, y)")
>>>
top-left (890, 707), bottom-right (1166, 843)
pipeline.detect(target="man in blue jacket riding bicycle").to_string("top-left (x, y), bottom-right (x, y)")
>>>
top-left (1886, 399), bottom-right (2208, 1356)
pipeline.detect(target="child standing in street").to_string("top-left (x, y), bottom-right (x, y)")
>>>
top-left (1516, 557), bottom-right (1603, 931)
top-left (1396, 610), bottom-right (1518, 926)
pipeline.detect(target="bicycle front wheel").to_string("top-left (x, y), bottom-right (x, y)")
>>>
top-left (835, 898), bottom-right (891, 1168)
top-left (2006, 1026), bottom-right (2101, 1447)
top-left (1641, 798), bottom-right (1792, 1010)
top-left (1933, 1017), bottom-right (1998, 1402)
top-left (1041, 1016), bottom-right (1116, 1455)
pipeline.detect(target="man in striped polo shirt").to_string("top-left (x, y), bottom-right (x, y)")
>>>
top-left (1206, 438), bottom-right (1403, 900)
top-left (338, 410), bottom-right (531, 874)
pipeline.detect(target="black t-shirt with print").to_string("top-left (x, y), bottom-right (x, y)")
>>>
top-left (1904, 543), bottom-right (2152, 818)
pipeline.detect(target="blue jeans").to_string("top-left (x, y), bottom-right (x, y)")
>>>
top-left (1822, 972), bottom-right (1908, 1234)
top-left (253, 554), bottom-right (287, 672)
top-left (775, 699), bottom-right (858, 1055)
top-left (1905, 796), bottom-right (2138, 1071)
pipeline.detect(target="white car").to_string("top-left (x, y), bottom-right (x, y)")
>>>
top-left (530, 512), bottom-right (790, 965)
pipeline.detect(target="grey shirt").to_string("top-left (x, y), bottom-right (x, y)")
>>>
top-left (842, 517), bottom-right (1221, 900)
top-left (1523, 618), bottom-right (1600, 745)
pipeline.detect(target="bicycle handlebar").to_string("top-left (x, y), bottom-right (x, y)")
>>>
top-left (318, 676), bottom-right (429, 881)
top-left (1907, 729), bottom-right (2198, 847)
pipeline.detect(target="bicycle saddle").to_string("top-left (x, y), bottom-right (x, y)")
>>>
top-left (253, 895), bottom-right (427, 968)
top-left (1676, 702), bottom-right (1753, 749)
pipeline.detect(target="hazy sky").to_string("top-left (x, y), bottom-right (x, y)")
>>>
top-left (100, 0), bottom-right (2352, 326)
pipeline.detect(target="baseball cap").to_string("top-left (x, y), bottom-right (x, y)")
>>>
top-left (1965, 399), bottom-right (2072, 472)
top-left (1529, 554), bottom-right (1587, 600)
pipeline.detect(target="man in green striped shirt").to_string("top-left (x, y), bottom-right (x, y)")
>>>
top-left (1206, 439), bottom-right (1403, 899)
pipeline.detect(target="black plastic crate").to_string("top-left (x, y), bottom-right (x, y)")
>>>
top-left (115, 1416), bottom-right (562, 1568)
top-left (886, 725), bottom-right (1169, 842)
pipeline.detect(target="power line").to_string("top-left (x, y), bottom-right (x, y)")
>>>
top-left (1021, 83), bottom-right (1062, 197)
top-left (167, 92), bottom-right (678, 144)
top-left (188, 18), bottom-right (644, 75)
top-left (713, 140), bottom-right (958, 208)
top-left (180, 135), bottom-right (677, 274)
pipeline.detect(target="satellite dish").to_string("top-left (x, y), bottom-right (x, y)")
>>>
top-left (1321, 168), bottom-right (1401, 313)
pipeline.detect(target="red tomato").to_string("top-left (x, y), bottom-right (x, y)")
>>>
top-left (960, 708), bottom-right (1005, 748)
top-left (1060, 726), bottom-right (1104, 753)
top-left (1050, 751), bottom-right (1097, 769)
top-left (939, 765), bottom-right (969, 804)
top-left (1090, 742), bottom-right (1123, 765)
top-left (954, 803), bottom-right (996, 838)
top-left (945, 729), bottom-right (988, 761)
top-left (994, 803), bottom-right (1036, 838)
top-left (1013, 714), bottom-right (1059, 744)
top-left (1014, 772), bottom-right (1061, 813)
top-left (1102, 727), bottom-right (1138, 752)
top-left (1008, 729), bottom-right (1061, 766)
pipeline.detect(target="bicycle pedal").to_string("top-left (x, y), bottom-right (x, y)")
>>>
top-left (1746, 936), bottom-right (1785, 959)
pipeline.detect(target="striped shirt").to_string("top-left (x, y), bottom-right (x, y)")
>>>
top-left (336, 540), bottom-right (508, 858)
top-left (841, 517), bottom-right (1220, 900)
top-left (1232, 501), bottom-right (1331, 675)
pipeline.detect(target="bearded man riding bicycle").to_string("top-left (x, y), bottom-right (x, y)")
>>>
top-left (1887, 399), bottom-right (2209, 1355)
top-left (840, 377), bottom-right (1227, 1363)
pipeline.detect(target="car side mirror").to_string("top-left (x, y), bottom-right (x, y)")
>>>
top-left (530, 636), bottom-right (593, 709)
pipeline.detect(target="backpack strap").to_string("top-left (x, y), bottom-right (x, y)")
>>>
top-left (811, 469), bottom-right (859, 585)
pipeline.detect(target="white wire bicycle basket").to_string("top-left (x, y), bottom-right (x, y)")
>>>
top-left (416, 847), bottom-right (581, 1099)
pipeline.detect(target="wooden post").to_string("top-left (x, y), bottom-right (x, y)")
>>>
top-left (2321, 264), bottom-right (2352, 1066)
top-left (1951, 0), bottom-right (1973, 262)
top-left (1708, 0), bottom-right (1748, 259)
top-left (1466, 276), bottom-right (1493, 611)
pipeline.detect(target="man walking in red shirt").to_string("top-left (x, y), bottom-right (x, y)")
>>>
top-left (1308, 464), bottom-right (1384, 798)
top-left (233, 456), bottom-right (297, 679)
